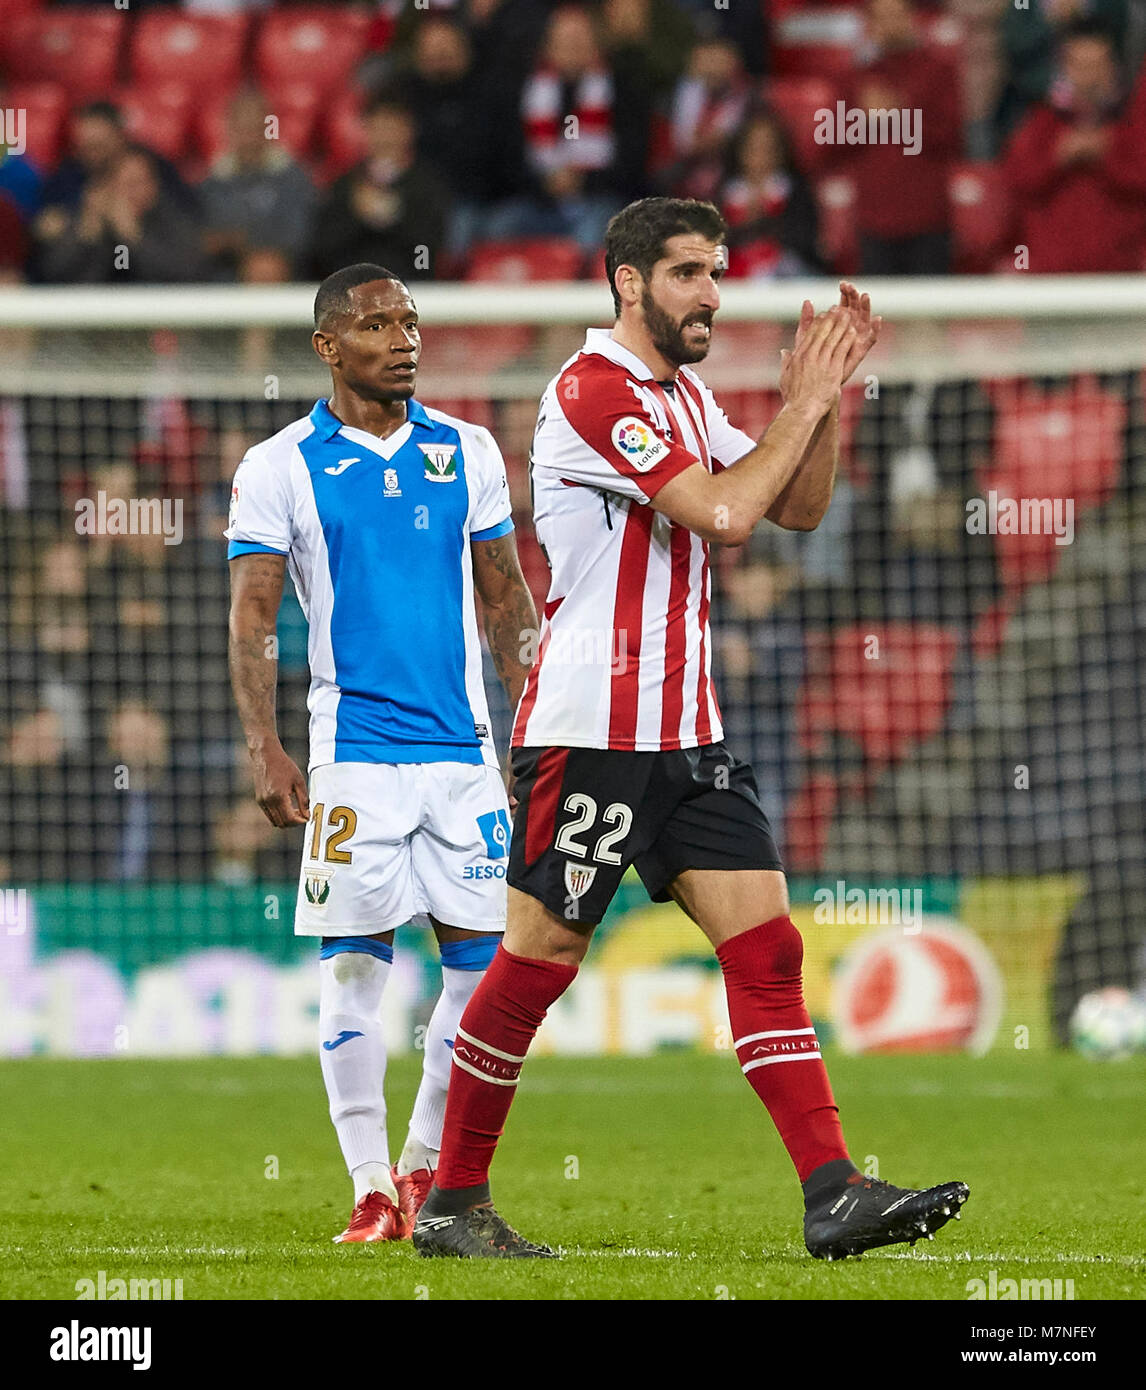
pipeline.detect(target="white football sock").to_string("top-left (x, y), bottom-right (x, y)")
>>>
top-left (402, 964), bottom-right (484, 1167)
top-left (318, 951), bottom-right (394, 1201)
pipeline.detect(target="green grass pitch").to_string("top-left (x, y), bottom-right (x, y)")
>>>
top-left (3, 1051), bottom-right (1144, 1301)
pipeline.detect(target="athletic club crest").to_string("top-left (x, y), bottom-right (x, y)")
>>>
top-left (563, 862), bottom-right (597, 900)
top-left (304, 869), bottom-right (332, 907)
top-left (418, 443), bottom-right (458, 482)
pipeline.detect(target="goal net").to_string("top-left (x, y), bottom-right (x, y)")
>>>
top-left (1, 278), bottom-right (1143, 1057)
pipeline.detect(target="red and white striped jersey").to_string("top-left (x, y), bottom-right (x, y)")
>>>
top-left (512, 328), bottom-right (757, 752)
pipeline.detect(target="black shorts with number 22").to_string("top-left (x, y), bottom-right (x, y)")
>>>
top-left (507, 742), bottom-right (784, 926)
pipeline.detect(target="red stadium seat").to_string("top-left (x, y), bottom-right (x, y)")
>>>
top-left (466, 239), bottom-right (585, 283)
top-left (4, 10), bottom-right (126, 101)
top-left (783, 771), bottom-right (841, 874)
top-left (815, 174), bottom-right (858, 273)
top-left (980, 377), bottom-right (1126, 593)
top-left (418, 397), bottom-right (496, 433)
top-left (117, 83), bottom-right (194, 164)
top-left (0, 0), bottom-right (44, 23)
top-left (321, 93), bottom-right (369, 179)
top-left (766, 76), bottom-right (837, 175)
top-left (948, 162), bottom-right (1011, 274)
top-left (0, 192), bottom-right (28, 271)
top-left (796, 623), bottom-right (958, 766)
top-left (4, 82), bottom-right (68, 170)
top-left (770, 6), bottom-right (863, 80)
top-left (261, 83), bottom-right (322, 163)
top-left (254, 8), bottom-right (372, 95)
top-left (129, 13), bottom-right (248, 95)
top-left (197, 83), bottom-right (320, 166)
top-left (417, 325), bottom-right (532, 378)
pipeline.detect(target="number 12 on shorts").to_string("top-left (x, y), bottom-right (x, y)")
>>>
top-left (309, 803), bottom-right (357, 863)
top-left (553, 794), bottom-right (633, 864)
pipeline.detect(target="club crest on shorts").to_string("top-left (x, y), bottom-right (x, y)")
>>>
top-left (304, 868), bottom-right (333, 907)
top-left (563, 861), bottom-right (597, 900)
top-left (418, 443), bottom-right (457, 482)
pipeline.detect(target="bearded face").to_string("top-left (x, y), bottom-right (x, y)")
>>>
top-left (640, 282), bottom-right (715, 367)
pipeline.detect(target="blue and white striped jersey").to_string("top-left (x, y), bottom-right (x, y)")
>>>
top-left (225, 398), bottom-right (513, 771)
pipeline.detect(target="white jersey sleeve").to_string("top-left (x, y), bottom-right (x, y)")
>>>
top-left (539, 354), bottom-right (701, 505)
top-left (461, 423), bottom-right (514, 539)
top-left (225, 445), bottom-right (293, 555)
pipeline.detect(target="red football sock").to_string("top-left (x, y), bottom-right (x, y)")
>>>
top-left (435, 944), bottom-right (577, 1192)
top-left (716, 916), bottom-right (850, 1183)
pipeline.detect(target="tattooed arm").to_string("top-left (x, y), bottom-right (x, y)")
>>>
top-left (471, 531), bottom-right (539, 714)
top-left (228, 552), bottom-right (309, 827)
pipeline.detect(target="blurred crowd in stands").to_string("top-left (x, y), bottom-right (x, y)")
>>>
top-left (3, 0), bottom-right (1146, 283)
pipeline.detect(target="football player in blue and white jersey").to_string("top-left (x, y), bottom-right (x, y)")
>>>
top-left (226, 263), bottom-right (538, 1244)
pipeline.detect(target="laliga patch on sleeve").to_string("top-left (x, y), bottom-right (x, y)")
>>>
top-left (228, 482), bottom-right (240, 530)
top-left (611, 416), bottom-right (669, 473)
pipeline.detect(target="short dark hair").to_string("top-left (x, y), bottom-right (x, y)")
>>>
top-left (75, 100), bottom-right (123, 127)
top-left (363, 88), bottom-right (413, 121)
top-left (603, 197), bottom-right (727, 315)
top-left (313, 263), bottom-right (405, 329)
top-left (1058, 16), bottom-right (1120, 53)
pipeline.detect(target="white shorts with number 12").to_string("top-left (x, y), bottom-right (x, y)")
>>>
top-left (294, 761), bottom-right (511, 937)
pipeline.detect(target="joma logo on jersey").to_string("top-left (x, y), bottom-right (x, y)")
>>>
top-left (418, 443), bottom-right (458, 481)
top-left (611, 416), bottom-right (668, 473)
top-left (304, 870), bottom-right (332, 906)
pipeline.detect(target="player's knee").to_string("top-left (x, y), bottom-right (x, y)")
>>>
top-left (439, 933), bottom-right (499, 975)
top-left (319, 938), bottom-right (393, 1012)
top-left (760, 914), bottom-right (804, 978)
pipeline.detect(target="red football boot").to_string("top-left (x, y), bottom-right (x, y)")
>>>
top-left (392, 1164), bottom-right (434, 1228)
top-left (333, 1189), bottom-right (412, 1243)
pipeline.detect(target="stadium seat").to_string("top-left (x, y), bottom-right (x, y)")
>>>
top-left (0, 0), bottom-right (43, 25)
top-left (321, 93), bottom-right (369, 179)
top-left (0, 192), bottom-right (28, 271)
top-left (796, 623), bottom-right (959, 766)
top-left (766, 76), bottom-right (837, 175)
top-left (465, 239), bottom-right (585, 283)
top-left (981, 378), bottom-right (1126, 593)
top-left (260, 83), bottom-right (322, 163)
top-left (197, 83), bottom-right (321, 166)
top-left (129, 13), bottom-right (248, 95)
top-left (815, 174), bottom-right (858, 273)
top-left (4, 81), bottom-right (68, 170)
top-left (769, 6), bottom-right (863, 80)
top-left (417, 397), bottom-right (496, 433)
top-left (417, 324), bottom-right (532, 378)
top-left (117, 84), bottom-right (194, 164)
top-left (948, 162), bottom-right (1010, 274)
top-left (254, 8), bottom-right (372, 95)
top-left (4, 10), bottom-right (126, 101)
